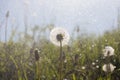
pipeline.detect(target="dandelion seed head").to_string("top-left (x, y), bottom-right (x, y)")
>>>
top-left (102, 64), bottom-right (107, 72)
top-left (102, 63), bottom-right (116, 72)
top-left (50, 27), bottom-right (70, 46)
top-left (103, 46), bottom-right (114, 57)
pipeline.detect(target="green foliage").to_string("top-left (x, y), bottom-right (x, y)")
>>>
top-left (0, 26), bottom-right (120, 80)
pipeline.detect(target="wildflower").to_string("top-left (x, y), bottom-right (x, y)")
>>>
top-left (102, 63), bottom-right (116, 72)
top-left (103, 46), bottom-right (114, 57)
top-left (64, 59), bottom-right (67, 63)
top-left (92, 45), bottom-right (95, 48)
top-left (50, 27), bottom-right (70, 46)
top-left (96, 60), bottom-right (99, 62)
top-left (105, 39), bottom-right (107, 42)
top-left (92, 62), bottom-right (95, 65)
top-left (96, 65), bottom-right (99, 68)
top-left (82, 66), bottom-right (85, 70)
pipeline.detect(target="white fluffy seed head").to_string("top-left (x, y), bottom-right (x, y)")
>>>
top-left (50, 27), bottom-right (70, 46)
top-left (103, 46), bottom-right (114, 57)
top-left (102, 63), bottom-right (116, 72)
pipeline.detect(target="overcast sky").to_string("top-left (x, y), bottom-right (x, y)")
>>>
top-left (0, 0), bottom-right (120, 40)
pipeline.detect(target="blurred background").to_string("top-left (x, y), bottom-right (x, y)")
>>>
top-left (0, 0), bottom-right (120, 42)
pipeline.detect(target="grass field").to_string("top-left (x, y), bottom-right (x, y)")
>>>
top-left (0, 26), bottom-right (120, 80)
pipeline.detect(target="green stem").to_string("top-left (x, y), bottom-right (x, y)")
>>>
top-left (59, 41), bottom-right (63, 80)
top-left (35, 61), bottom-right (40, 80)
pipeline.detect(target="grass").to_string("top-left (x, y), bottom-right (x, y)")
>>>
top-left (0, 26), bottom-right (120, 80)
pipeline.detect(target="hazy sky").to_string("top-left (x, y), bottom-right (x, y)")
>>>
top-left (0, 0), bottom-right (120, 40)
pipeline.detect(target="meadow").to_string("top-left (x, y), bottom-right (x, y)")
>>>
top-left (0, 26), bottom-right (120, 80)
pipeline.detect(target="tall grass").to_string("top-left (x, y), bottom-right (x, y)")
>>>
top-left (0, 26), bottom-right (120, 80)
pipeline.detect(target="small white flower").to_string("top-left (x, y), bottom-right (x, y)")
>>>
top-left (82, 66), bottom-right (85, 70)
top-left (50, 27), bottom-right (70, 46)
top-left (64, 59), bottom-right (67, 63)
top-left (96, 65), bottom-right (99, 68)
top-left (96, 60), bottom-right (99, 62)
top-left (92, 45), bottom-right (95, 48)
top-left (92, 62), bottom-right (95, 65)
top-left (103, 46), bottom-right (114, 57)
top-left (105, 39), bottom-right (107, 42)
top-left (102, 63), bottom-right (116, 72)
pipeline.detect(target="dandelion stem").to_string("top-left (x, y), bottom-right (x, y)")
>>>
top-left (59, 40), bottom-right (63, 80)
top-left (35, 61), bottom-right (40, 80)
